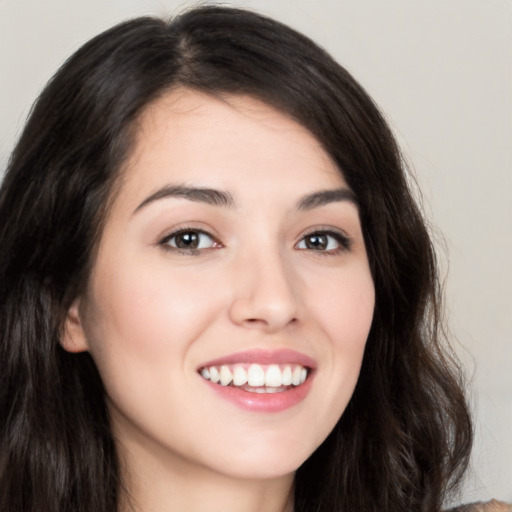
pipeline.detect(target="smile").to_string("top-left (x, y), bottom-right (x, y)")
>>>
top-left (197, 349), bottom-right (315, 411)
top-left (199, 363), bottom-right (309, 393)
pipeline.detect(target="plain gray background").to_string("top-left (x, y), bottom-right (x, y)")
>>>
top-left (1, 0), bottom-right (510, 504)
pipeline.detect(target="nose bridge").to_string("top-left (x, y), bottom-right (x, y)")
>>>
top-left (228, 237), bottom-right (299, 330)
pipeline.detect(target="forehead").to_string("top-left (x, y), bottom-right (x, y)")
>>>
top-left (118, 88), bottom-right (347, 206)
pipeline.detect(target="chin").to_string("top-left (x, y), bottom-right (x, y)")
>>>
top-left (202, 437), bottom-right (318, 481)
top-left (216, 458), bottom-right (302, 481)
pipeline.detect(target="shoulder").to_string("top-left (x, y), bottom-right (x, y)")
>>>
top-left (447, 500), bottom-right (511, 512)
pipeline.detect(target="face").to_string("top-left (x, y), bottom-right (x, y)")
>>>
top-left (63, 89), bottom-right (375, 482)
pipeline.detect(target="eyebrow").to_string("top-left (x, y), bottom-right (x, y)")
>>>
top-left (133, 185), bottom-right (235, 214)
top-left (133, 184), bottom-right (357, 214)
top-left (296, 188), bottom-right (358, 210)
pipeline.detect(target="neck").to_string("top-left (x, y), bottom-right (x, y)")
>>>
top-left (117, 436), bottom-right (295, 512)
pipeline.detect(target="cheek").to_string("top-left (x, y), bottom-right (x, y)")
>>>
top-left (78, 258), bottom-right (226, 425)
top-left (310, 266), bottom-right (375, 350)
top-left (84, 256), bottom-right (224, 354)
top-left (293, 266), bottom-right (374, 450)
top-left (310, 265), bottom-right (374, 391)
top-left (77, 267), bottom-right (215, 411)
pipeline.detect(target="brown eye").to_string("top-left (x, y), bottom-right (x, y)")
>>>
top-left (174, 231), bottom-right (200, 249)
top-left (305, 234), bottom-right (328, 250)
top-left (161, 230), bottom-right (218, 251)
top-left (296, 231), bottom-right (351, 252)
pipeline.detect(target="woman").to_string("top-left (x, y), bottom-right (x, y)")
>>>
top-left (0, 6), bottom-right (476, 512)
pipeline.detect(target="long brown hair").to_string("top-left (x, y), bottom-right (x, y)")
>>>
top-left (0, 6), bottom-right (472, 512)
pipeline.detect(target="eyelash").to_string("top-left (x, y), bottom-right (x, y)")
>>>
top-left (296, 229), bottom-right (352, 254)
top-left (158, 228), bottom-right (352, 255)
top-left (159, 228), bottom-right (221, 255)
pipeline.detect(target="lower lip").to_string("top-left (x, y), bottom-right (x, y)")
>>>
top-left (203, 375), bottom-right (314, 413)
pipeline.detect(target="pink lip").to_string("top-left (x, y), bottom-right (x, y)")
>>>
top-left (198, 349), bottom-right (316, 413)
top-left (203, 377), bottom-right (314, 412)
top-left (198, 348), bottom-right (316, 369)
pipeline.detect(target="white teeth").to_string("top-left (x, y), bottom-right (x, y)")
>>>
top-left (209, 366), bottom-right (220, 384)
top-left (246, 386), bottom-right (285, 394)
top-left (232, 365), bottom-right (248, 386)
top-left (219, 365), bottom-right (232, 386)
top-left (247, 364), bottom-right (266, 387)
top-left (291, 366), bottom-right (302, 386)
top-left (200, 362), bottom-right (309, 390)
top-left (265, 364), bottom-right (282, 387)
top-left (282, 365), bottom-right (292, 386)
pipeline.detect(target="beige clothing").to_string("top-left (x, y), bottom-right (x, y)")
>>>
top-left (450, 500), bottom-right (512, 512)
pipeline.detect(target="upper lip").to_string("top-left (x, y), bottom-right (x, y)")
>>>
top-left (198, 348), bottom-right (316, 370)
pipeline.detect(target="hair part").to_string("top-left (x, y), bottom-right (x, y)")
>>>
top-left (0, 6), bottom-right (472, 512)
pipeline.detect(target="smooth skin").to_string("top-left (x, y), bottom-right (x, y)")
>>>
top-left (62, 89), bottom-right (375, 512)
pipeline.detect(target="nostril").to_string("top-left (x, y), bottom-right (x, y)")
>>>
top-left (244, 318), bottom-right (266, 326)
top-left (242, 317), bottom-right (298, 329)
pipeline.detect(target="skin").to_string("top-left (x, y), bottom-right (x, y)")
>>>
top-left (62, 89), bottom-right (375, 512)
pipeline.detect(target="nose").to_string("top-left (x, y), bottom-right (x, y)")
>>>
top-left (228, 250), bottom-right (299, 332)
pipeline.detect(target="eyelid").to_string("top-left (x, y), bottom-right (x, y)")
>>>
top-left (295, 227), bottom-right (353, 252)
top-left (158, 226), bottom-right (223, 252)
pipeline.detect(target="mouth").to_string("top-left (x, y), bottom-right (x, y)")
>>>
top-left (198, 363), bottom-right (310, 394)
top-left (197, 349), bottom-right (315, 411)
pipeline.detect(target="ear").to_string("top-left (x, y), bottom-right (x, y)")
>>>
top-left (60, 298), bottom-right (89, 353)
